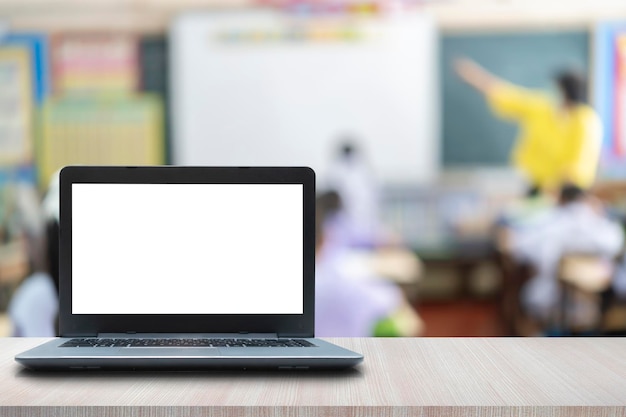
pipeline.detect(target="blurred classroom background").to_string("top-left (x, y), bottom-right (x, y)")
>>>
top-left (3, 0), bottom-right (626, 338)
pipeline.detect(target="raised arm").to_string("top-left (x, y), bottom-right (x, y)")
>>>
top-left (454, 58), bottom-right (503, 95)
top-left (454, 58), bottom-right (543, 121)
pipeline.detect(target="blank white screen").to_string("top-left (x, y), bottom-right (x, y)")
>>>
top-left (71, 183), bottom-right (303, 314)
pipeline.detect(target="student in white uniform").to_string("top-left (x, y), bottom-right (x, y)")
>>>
top-left (507, 184), bottom-right (624, 327)
top-left (8, 224), bottom-right (58, 337)
top-left (8, 175), bottom-right (60, 337)
top-left (314, 191), bottom-right (423, 337)
top-left (326, 140), bottom-right (387, 248)
top-left (8, 270), bottom-right (57, 337)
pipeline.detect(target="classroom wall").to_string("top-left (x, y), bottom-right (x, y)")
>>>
top-left (3, 0), bottom-right (624, 224)
top-left (2, 1), bottom-right (626, 221)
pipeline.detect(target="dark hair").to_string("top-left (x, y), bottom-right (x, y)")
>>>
top-left (559, 183), bottom-right (586, 205)
top-left (317, 190), bottom-right (341, 214)
top-left (555, 70), bottom-right (587, 104)
top-left (315, 190), bottom-right (342, 248)
top-left (337, 137), bottom-right (358, 159)
top-left (341, 143), bottom-right (354, 158)
top-left (46, 220), bottom-right (60, 294)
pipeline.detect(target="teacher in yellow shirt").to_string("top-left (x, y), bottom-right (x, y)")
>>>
top-left (455, 58), bottom-right (602, 195)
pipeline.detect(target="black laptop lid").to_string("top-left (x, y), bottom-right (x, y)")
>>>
top-left (58, 166), bottom-right (315, 337)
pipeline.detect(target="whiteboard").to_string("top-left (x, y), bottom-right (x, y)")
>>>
top-left (170, 11), bottom-right (438, 186)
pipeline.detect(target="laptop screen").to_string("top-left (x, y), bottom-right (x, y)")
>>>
top-left (71, 183), bottom-right (303, 315)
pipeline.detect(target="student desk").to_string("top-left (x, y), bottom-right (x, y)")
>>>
top-left (1, 337), bottom-right (625, 416)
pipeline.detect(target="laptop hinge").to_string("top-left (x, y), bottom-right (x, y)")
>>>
top-left (237, 332), bottom-right (279, 338)
top-left (277, 332), bottom-right (313, 338)
top-left (95, 332), bottom-right (284, 338)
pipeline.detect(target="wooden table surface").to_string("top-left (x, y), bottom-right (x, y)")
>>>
top-left (1, 337), bottom-right (626, 416)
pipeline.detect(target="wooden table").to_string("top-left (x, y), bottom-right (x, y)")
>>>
top-left (1, 337), bottom-right (626, 416)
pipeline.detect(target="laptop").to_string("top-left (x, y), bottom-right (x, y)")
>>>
top-left (15, 166), bottom-right (363, 371)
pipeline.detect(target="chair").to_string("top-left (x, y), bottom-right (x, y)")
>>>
top-left (493, 225), bottom-right (534, 336)
top-left (557, 254), bottom-right (614, 335)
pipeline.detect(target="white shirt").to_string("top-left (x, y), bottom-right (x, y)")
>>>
top-left (326, 155), bottom-right (382, 247)
top-left (510, 202), bottom-right (623, 319)
top-left (315, 245), bottom-right (401, 337)
top-left (8, 272), bottom-right (58, 337)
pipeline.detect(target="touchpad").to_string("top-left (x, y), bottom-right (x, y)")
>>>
top-left (118, 348), bottom-right (222, 357)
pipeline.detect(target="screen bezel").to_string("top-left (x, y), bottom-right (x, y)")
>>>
top-left (58, 166), bottom-right (315, 337)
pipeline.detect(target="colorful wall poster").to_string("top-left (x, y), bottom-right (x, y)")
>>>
top-left (39, 95), bottom-right (164, 186)
top-left (253, 0), bottom-right (421, 15)
top-left (615, 35), bottom-right (626, 158)
top-left (594, 22), bottom-right (626, 178)
top-left (3, 33), bottom-right (50, 105)
top-left (51, 34), bottom-right (139, 95)
top-left (0, 47), bottom-right (34, 166)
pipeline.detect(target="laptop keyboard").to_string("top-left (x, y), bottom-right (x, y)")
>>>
top-left (60, 338), bottom-right (316, 348)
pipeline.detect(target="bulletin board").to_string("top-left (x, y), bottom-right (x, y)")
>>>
top-left (36, 34), bottom-right (166, 187)
top-left (169, 11), bottom-right (438, 186)
top-left (0, 47), bottom-right (33, 166)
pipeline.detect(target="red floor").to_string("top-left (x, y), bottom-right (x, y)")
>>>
top-left (416, 299), bottom-right (504, 337)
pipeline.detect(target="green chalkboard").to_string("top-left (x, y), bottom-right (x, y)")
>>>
top-left (441, 31), bottom-right (590, 166)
